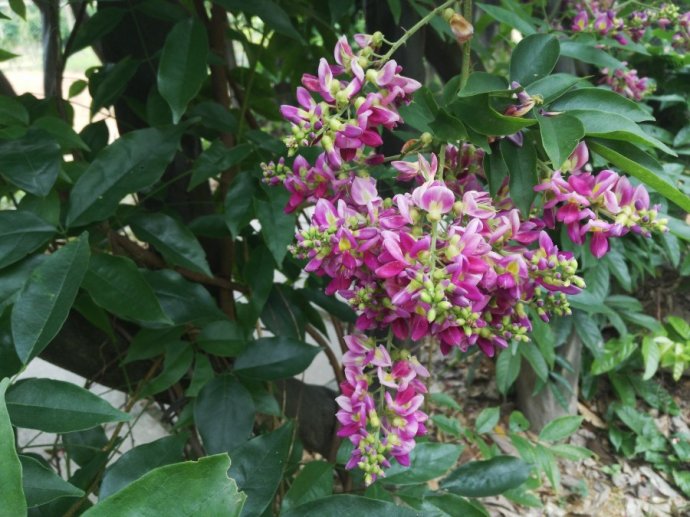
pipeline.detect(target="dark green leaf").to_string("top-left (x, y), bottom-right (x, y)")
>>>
top-left (214, 0), bottom-right (303, 42)
top-left (0, 95), bottom-right (29, 126)
top-left (99, 434), bottom-right (187, 499)
top-left (281, 461), bottom-right (334, 512)
top-left (282, 495), bottom-right (418, 517)
top-left (68, 8), bottom-right (125, 56)
top-left (520, 341), bottom-right (549, 383)
top-left (90, 58), bottom-right (140, 115)
top-left (62, 427), bottom-right (109, 467)
top-left (559, 40), bottom-right (624, 70)
top-left (0, 130), bottom-right (60, 196)
top-left (84, 455), bottom-right (245, 516)
top-left (130, 213), bottom-right (212, 276)
top-left (158, 18), bottom-right (209, 123)
top-left (477, 3), bottom-right (535, 35)
top-left (224, 172), bottom-right (257, 238)
top-left (441, 455), bottom-right (531, 497)
top-left (194, 375), bottom-right (255, 454)
top-left (11, 234), bottom-right (90, 363)
top-left (123, 327), bottom-right (184, 364)
top-left (228, 422), bottom-right (293, 517)
top-left (32, 116), bottom-right (90, 151)
top-left (510, 34), bottom-right (560, 86)
top-left (66, 126), bottom-right (183, 227)
top-left (424, 493), bottom-right (489, 517)
top-left (20, 455), bottom-right (84, 507)
top-left (527, 73), bottom-right (582, 104)
top-left (539, 415), bottom-right (583, 442)
top-left (500, 139), bottom-right (537, 216)
top-left (234, 337), bottom-right (320, 380)
top-left (551, 88), bottom-right (653, 123)
top-left (6, 378), bottom-right (129, 433)
top-left (495, 348), bottom-right (521, 395)
top-left (428, 392), bottom-right (461, 411)
top-left (383, 442), bottom-right (463, 486)
top-left (450, 95), bottom-right (537, 136)
top-left (261, 285), bottom-right (306, 340)
top-left (588, 140), bottom-right (690, 212)
top-left (140, 342), bottom-right (194, 396)
top-left (537, 114), bottom-right (584, 169)
top-left (0, 211), bottom-right (55, 269)
top-left (458, 72), bottom-right (509, 97)
top-left (255, 188), bottom-right (296, 266)
top-left (0, 378), bottom-right (26, 515)
top-left (428, 109), bottom-right (467, 142)
top-left (197, 320), bottom-right (247, 357)
top-left (82, 254), bottom-right (170, 325)
top-left (189, 142), bottom-right (253, 189)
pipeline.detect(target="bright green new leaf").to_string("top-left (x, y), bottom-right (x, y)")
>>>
top-left (510, 34), bottom-right (560, 86)
top-left (11, 234), bottom-right (90, 363)
top-left (0, 378), bottom-right (26, 515)
top-left (85, 455), bottom-right (245, 516)
top-left (6, 378), bottom-right (130, 433)
top-left (130, 212), bottom-right (212, 277)
top-left (82, 254), bottom-right (171, 325)
top-left (538, 415), bottom-right (584, 442)
top-left (158, 18), bottom-right (209, 123)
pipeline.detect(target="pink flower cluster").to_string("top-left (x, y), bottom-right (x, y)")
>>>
top-left (535, 143), bottom-right (667, 258)
top-left (336, 334), bottom-right (429, 485)
top-left (600, 64), bottom-right (655, 101)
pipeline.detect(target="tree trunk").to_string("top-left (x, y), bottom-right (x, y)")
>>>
top-left (516, 333), bottom-right (582, 432)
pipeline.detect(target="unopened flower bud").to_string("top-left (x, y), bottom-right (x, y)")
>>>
top-left (449, 13), bottom-right (474, 44)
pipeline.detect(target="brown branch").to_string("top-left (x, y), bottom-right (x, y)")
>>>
top-left (306, 325), bottom-right (345, 386)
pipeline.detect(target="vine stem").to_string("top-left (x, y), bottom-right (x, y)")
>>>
top-left (460, 0), bottom-right (473, 91)
top-left (380, 0), bottom-right (457, 63)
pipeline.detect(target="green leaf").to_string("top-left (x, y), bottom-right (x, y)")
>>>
top-left (299, 286), bottom-right (356, 324)
top-left (383, 443), bottom-right (463, 485)
top-left (0, 211), bottom-right (55, 269)
top-left (441, 455), bottom-right (531, 497)
top-left (538, 415), bottom-right (583, 442)
top-left (66, 126), bottom-right (183, 227)
top-left (82, 254), bottom-right (170, 325)
top-left (424, 493), bottom-right (489, 517)
top-left (196, 320), bottom-right (247, 357)
top-left (188, 142), bottom-right (253, 190)
top-left (140, 342), bottom-right (194, 396)
top-left (68, 8), bottom-right (126, 56)
top-left (85, 455), bottom-right (245, 516)
top-left (549, 444), bottom-right (593, 461)
top-left (0, 95), bottom-right (29, 126)
top-left (667, 316), bottom-right (690, 339)
top-left (500, 139), bottom-right (537, 216)
top-left (0, 129), bottom-right (61, 196)
top-left (477, 3), bottom-right (536, 35)
top-left (458, 72), bottom-right (509, 97)
top-left (143, 269), bottom-right (225, 324)
top-left (450, 95), bottom-right (537, 136)
top-left (527, 73), bottom-right (582, 104)
top-left (386, 0), bottom-right (401, 23)
top-left (588, 140), bottom-right (690, 212)
top-left (158, 18), bottom-right (209, 123)
top-left (229, 422), bottom-right (293, 517)
top-left (281, 461), bottom-right (334, 512)
top-left (559, 40), bottom-right (624, 70)
top-left (0, 378), bottom-right (26, 515)
top-left (130, 213), bottom-right (212, 276)
top-left (32, 116), bottom-right (90, 151)
top-left (224, 172), bottom-right (257, 238)
top-left (254, 188), bottom-right (296, 266)
top-left (20, 455), bottom-right (84, 507)
top-left (428, 109), bottom-right (467, 142)
top-left (62, 426), bottom-right (108, 467)
top-left (261, 284), bottom-right (306, 340)
top-left (535, 443), bottom-right (560, 489)
top-left (214, 0), bottom-right (303, 41)
top-left (476, 407), bottom-right (500, 434)
top-left (550, 88), bottom-right (653, 123)
top-left (520, 341), bottom-right (549, 383)
top-left (495, 348), bottom-right (521, 395)
top-left (11, 234), bottom-right (90, 363)
top-left (509, 411), bottom-right (530, 432)
top-left (537, 114), bottom-right (584, 169)
top-left (428, 392), bottom-right (462, 411)
top-left (604, 249), bottom-right (632, 292)
top-left (90, 58), bottom-right (140, 115)
top-left (6, 378), bottom-right (130, 433)
top-left (234, 337), bottom-right (320, 381)
top-left (194, 374), bottom-right (255, 454)
top-left (570, 110), bottom-right (674, 155)
top-left (510, 34), bottom-right (560, 86)
top-left (99, 434), bottom-right (187, 499)
top-left (282, 495), bottom-right (418, 517)
top-left (484, 144), bottom-right (509, 198)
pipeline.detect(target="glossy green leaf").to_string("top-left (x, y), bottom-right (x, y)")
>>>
top-left (527, 73), bottom-right (582, 104)
top-left (428, 109), bottom-right (467, 142)
top-left (228, 422), bottom-right (293, 517)
top-left (299, 287), bottom-right (356, 324)
top-left (510, 34), bottom-right (560, 86)
top-left (283, 495), bottom-right (418, 517)
top-left (85, 455), bottom-right (245, 516)
top-left (130, 213), bottom-right (212, 276)
top-left (32, 116), bottom-right (90, 151)
top-left (0, 130), bottom-right (60, 196)
top-left (588, 140), bottom-right (690, 212)
top-left (197, 320), bottom-right (247, 357)
top-left (0, 378), bottom-right (26, 515)
top-left (537, 114), bottom-right (584, 169)
top-left (11, 234), bottom-right (90, 363)
top-left (0, 211), bottom-right (55, 269)
top-left (570, 110), bottom-right (674, 155)
top-left (99, 434), bottom-right (187, 499)
top-left (261, 285), bottom-right (306, 340)
top-left (82, 254), bottom-right (170, 325)
top-left (458, 72), bottom-right (509, 97)
top-left (538, 415), bottom-right (583, 442)
top-left (477, 3), bottom-right (536, 35)
top-left (424, 493), bottom-right (489, 517)
top-left (62, 427), bottom-right (109, 467)
top-left (90, 58), bottom-right (140, 115)
top-left (224, 172), bottom-right (257, 238)
top-left (140, 342), bottom-right (194, 396)
top-left (194, 375), bottom-right (255, 454)
top-left (234, 337), bottom-right (320, 380)
top-left (66, 127), bottom-right (183, 227)
top-left (123, 327), bottom-right (184, 364)
top-left (450, 95), bottom-right (537, 136)
top-left (0, 95), bottom-right (29, 126)
top-left (281, 461), bottom-right (334, 512)
top-left (68, 8), bottom-right (126, 56)
top-left (214, 0), bottom-right (303, 42)
top-left (383, 442), bottom-right (463, 485)
top-left (254, 188), bottom-right (296, 266)
top-left (500, 139), bottom-right (537, 216)
top-left (143, 269), bottom-right (225, 324)
top-left (559, 40), bottom-right (624, 70)
top-left (185, 354), bottom-right (215, 397)
top-left (496, 348), bottom-right (521, 395)
top-left (550, 88), bottom-right (653, 123)
top-left (441, 455), bottom-right (531, 497)
top-left (188, 142), bottom-right (253, 190)
top-left (20, 455), bottom-right (84, 507)
top-left (6, 378), bottom-right (130, 433)
top-left (158, 18), bottom-right (209, 123)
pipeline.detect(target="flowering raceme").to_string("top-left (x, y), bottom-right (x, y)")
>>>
top-left (263, 33), bottom-right (663, 483)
